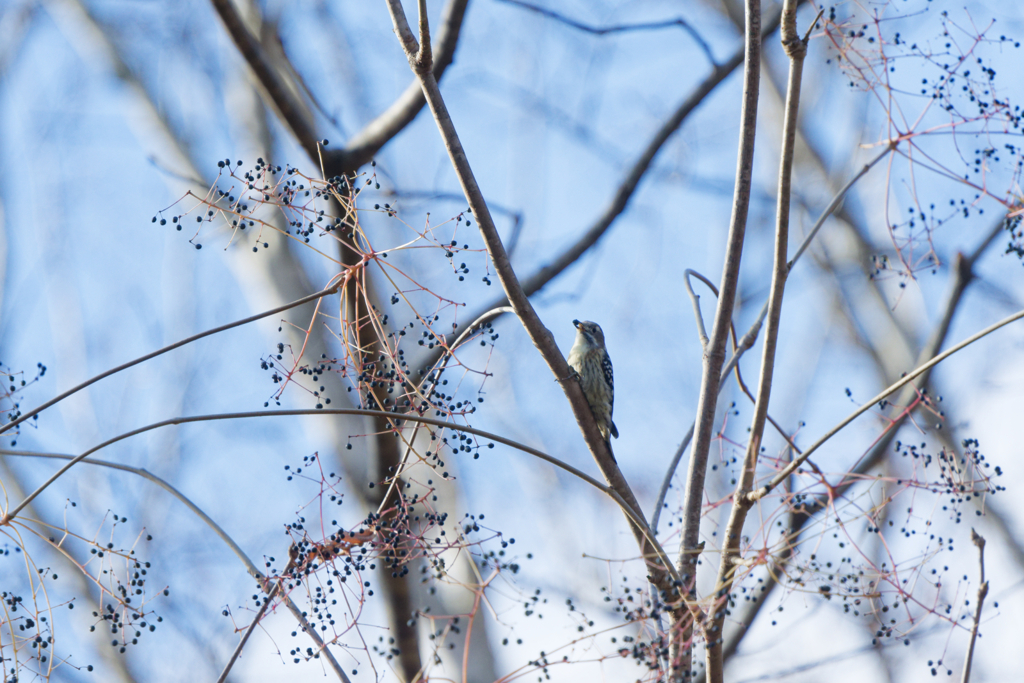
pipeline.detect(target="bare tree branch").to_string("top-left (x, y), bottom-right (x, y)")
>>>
top-left (329, 0), bottom-right (469, 174)
top-left (705, 4), bottom-right (810, 680)
top-left (1, 284), bottom-right (342, 437)
top-left (674, 0), bottom-right (762, 675)
top-left (749, 303), bottom-right (1024, 503)
top-left (961, 529), bottom-right (988, 683)
top-left (685, 269), bottom-right (713, 350)
top-left (382, 0), bottom-right (694, 659)
top-left (0, 408), bottom-right (633, 525)
top-left (383, 0), bottom-right (622, 493)
top-left (413, 8), bottom-right (788, 389)
top-left (0, 450), bottom-right (350, 682)
top-left (209, 0), bottom-right (321, 158)
top-left (495, 0), bottom-right (716, 66)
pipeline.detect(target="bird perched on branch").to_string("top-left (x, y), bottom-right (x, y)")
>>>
top-left (567, 319), bottom-right (618, 442)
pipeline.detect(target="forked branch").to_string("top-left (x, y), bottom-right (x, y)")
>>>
top-left (704, 3), bottom-right (812, 680)
top-left (674, 0), bottom-right (762, 676)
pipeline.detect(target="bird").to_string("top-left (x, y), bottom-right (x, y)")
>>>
top-left (567, 319), bottom-right (618, 441)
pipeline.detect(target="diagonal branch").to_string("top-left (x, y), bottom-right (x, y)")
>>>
top-left (412, 8), bottom-right (788, 387)
top-left (383, 0), bottom-right (620, 501)
top-left (382, 0), bottom-right (689, 647)
top-left (1, 450), bottom-right (350, 682)
top-left (209, 0), bottom-right (320, 158)
top-left (0, 283), bottom-right (343, 437)
top-left (749, 304), bottom-right (1024, 503)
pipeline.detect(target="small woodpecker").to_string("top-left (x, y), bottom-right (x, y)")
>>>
top-left (567, 319), bottom-right (618, 441)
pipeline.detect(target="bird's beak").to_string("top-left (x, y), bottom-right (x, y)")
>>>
top-left (572, 319), bottom-right (580, 328)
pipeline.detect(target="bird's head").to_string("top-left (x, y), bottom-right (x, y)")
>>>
top-left (572, 319), bottom-right (605, 347)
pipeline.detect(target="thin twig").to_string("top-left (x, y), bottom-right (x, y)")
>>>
top-left (0, 408), bottom-right (615, 524)
top-left (750, 305), bottom-right (1024, 502)
top-left (961, 529), bottom-right (988, 683)
top-left (216, 583), bottom-right (283, 683)
top-left (684, 269), bottom-right (713, 350)
top-left (0, 450), bottom-right (349, 682)
top-left (651, 423), bottom-right (695, 535)
top-left (0, 282), bottom-right (342, 437)
top-left (494, 0), bottom-right (717, 66)
top-left (788, 145), bottom-right (894, 269)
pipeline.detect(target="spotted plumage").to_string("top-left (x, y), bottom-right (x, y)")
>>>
top-left (567, 319), bottom-right (618, 441)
